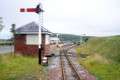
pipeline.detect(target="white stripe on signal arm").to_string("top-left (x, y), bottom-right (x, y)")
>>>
top-left (24, 8), bottom-right (27, 12)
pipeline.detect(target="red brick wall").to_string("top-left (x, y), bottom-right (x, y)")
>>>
top-left (45, 44), bottom-right (50, 55)
top-left (14, 34), bottom-right (50, 57)
top-left (41, 34), bottom-right (50, 56)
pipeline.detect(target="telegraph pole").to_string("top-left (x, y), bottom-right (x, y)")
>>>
top-left (80, 34), bottom-right (85, 45)
top-left (56, 33), bottom-right (61, 46)
top-left (56, 33), bottom-right (58, 45)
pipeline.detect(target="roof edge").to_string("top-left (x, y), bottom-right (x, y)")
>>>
top-left (15, 32), bottom-right (52, 35)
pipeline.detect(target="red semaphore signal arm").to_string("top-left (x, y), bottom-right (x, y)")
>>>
top-left (20, 4), bottom-right (44, 14)
top-left (20, 8), bottom-right (36, 12)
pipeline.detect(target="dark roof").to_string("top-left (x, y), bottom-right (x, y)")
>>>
top-left (16, 21), bottom-right (51, 34)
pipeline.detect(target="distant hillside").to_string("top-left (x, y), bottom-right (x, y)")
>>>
top-left (0, 38), bottom-right (13, 41)
top-left (0, 39), bottom-right (7, 41)
top-left (50, 33), bottom-right (92, 42)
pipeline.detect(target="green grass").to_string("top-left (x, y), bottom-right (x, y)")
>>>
top-left (0, 41), bottom-right (12, 44)
top-left (0, 45), bottom-right (12, 48)
top-left (0, 52), bottom-right (48, 80)
top-left (76, 35), bottom-right (120, 80)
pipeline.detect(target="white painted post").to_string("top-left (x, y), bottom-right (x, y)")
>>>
top-left (39, 12), bottom-right (42, 48)
top-left (80, 34), bottom-right (82, 44)
top-left (81, 35), bottom-right (82, 44)
top-left (38, 3), bottom-right (42, 65)
top-left (56, 33), bottom-right (58, 45)
top-left (80, 34), bottom-right (85, 45)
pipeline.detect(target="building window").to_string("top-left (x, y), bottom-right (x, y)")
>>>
top-left (26, 34), bottom-right (42, 45)
top-left (45, 35), bottom-right (50, 44)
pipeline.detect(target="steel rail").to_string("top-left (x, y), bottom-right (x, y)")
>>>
top-left (60, 50), bottom-right (66, 80)
top-left (60, 44), bottom-right (81, 80)
top-left (64, 52), bottom-right (82, 80)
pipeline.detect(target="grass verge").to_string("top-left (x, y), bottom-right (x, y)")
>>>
top-left (0, 41), bottom-right (13, 44)
top-left (0, 52), bottom-right (48, 80)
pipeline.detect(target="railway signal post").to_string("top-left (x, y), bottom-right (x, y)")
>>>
top-left (80, 34), bottom-right (85, 45)
top-left (20, 3), bottom-right (44, 65)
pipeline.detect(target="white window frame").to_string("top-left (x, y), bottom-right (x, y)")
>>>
top-left (45, 35), bottom-right (50, 44)
top-left (26, 34), bottom-right (42, 45)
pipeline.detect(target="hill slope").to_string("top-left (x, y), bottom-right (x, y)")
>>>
top-left (0, 39), bottom-right (7, 41)
top-left (78, 35), bottom-right (120, 62)
top-left (76, 35), bottom-right (120, 80)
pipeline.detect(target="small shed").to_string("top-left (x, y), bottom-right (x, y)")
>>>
top-left (14, 21), bottom-right (51, 56)
top-left (50, 37), bottom-right (60, 44)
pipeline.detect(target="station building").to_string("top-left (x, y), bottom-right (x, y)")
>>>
top-left (14, 21), bottom-right (51, 56)
top-left (50, 37), bottom-right (60, 44)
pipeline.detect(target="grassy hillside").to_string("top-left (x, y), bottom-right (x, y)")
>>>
top-left (76, 35), bottom-right (120, 80)
top-left (51, 33), bottom-right (92, 42)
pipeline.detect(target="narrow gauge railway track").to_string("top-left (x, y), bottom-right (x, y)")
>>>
top-left (62, 43), bottom-right (77, 49)
top-left (60, 44), bottom-right (82, 80)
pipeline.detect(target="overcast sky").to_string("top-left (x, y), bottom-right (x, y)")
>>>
top-left (0, 0), bottom-right (120, 38)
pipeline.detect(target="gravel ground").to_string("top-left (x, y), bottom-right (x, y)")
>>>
top-left (71, 57), bottom-right (98, 80)
top-left (48, 56), bottom-right (62, 80)
top-left (48, 47), bottom-right (62, 80)
top-left (48, 46), bottom-right (98, 80)
top-left (63, 54), bottom-right (77, 80)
